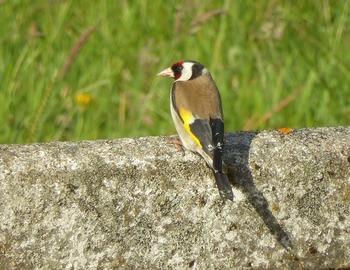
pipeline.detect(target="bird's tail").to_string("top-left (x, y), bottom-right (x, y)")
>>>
top-left (214, 171), bottom-right (234, 201)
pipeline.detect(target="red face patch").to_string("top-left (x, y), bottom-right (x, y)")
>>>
top-left (171, 61), bottom-right (184, 80)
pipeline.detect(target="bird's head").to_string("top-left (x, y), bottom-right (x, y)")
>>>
top-left (157, 60), bottom-right (206, 82)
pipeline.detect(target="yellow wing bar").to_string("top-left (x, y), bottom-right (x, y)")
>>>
top-left (178, 107), bottom-right (203, 148)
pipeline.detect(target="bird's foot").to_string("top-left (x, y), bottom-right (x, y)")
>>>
top-left (167, 136), bottom-right (185, 155)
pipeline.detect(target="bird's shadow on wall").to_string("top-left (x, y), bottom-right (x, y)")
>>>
top-left (224, 131), bottom-right (293, 250)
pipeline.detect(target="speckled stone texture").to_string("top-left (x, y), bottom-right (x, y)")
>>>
top-left (0, 127), bottom-right (349, 269)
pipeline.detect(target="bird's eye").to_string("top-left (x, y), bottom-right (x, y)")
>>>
top-left (175, 66), bottom-right (183, 73)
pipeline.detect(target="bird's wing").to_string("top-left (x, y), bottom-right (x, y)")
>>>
top-left (179, 107), bottom-right (233, 200)
top-left (178, 107), bottom-right (224, 172)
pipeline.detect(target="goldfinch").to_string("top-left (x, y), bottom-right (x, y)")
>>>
top-left (157, 60), bottom-right (234, 201)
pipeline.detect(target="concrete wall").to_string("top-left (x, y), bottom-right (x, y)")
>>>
top-left (0, 127), bottom-right (349, 269)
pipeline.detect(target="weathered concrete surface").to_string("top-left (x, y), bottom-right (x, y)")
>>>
top-left (0, 127), bottom-right (349, 269)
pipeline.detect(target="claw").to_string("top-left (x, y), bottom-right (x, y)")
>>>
top-left (167, 136), bottom-right (185, 155)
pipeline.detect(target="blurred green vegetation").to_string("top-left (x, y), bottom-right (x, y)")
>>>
top-left (1, 0), bottom-right (349, 144)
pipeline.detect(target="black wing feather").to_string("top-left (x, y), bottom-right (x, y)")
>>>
top-left (210, 118), bottom-right (224, 173)
top-left (189, 119), bottom-right (213, 154)
top-left (188, 117), bottom-right (225, 172)
top-left (189, 117), bottom-right (233, 201)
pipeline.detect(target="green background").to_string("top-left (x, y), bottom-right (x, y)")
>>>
top-left (1, 1), bottom-right (349, 144)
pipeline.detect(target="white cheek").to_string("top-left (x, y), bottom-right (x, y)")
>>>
top-left (175, 62), bottom-right (194, 82)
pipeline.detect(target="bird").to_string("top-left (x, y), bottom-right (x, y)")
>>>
top-left (157, 60), bottom-right (234, 201)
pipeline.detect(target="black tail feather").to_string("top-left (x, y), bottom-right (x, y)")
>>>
top-left (214, 171), bottom-right (234, 201)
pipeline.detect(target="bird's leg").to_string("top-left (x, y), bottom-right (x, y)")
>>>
top-left (167, 136), bottom-right (185, 155)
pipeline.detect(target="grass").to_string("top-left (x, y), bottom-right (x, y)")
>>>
top-left (1, 0), bottom-right (350, 144)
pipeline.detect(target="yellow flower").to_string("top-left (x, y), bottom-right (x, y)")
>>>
top-left (75, 93), bottom-right (93, 107)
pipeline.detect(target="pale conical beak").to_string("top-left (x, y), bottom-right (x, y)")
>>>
top-left (157, 67), bottom-right (174, 78)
